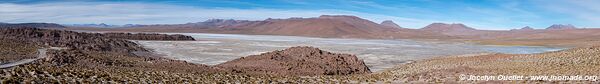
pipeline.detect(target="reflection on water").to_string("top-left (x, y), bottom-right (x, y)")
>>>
top-left (137, 33), bottom-right (565, 72)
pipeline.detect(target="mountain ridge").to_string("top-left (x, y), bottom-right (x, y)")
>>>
top-left (0, 23), bottom-right (66, 28)
top-left (102, 15), bottom-right (450, 39)
top-left (62, 15), bottom-right (600, 44)
top-left (546, 24), bottom-right (577, 30)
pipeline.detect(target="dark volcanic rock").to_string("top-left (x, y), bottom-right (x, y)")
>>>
top-left (0, 27), bottom-right (234, 83)
top-left (0, 27), bottom-right (146, 53)
top-left (0, 27), bottom-right (218, 71)
top-left (103, 33), bottom-right (195, 41)
top-left (0, 39), bottom-right (39, 64)
top-left (216, 46), bottom-right (371, 76)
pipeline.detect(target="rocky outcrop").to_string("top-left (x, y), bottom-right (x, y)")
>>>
top-left (103, 33), bottom-right (195, 41)
top-left (0, 27), bottom-right (381, 83)
top-left (0, 27), bottom-right (226, 83)
top-left (0, 39), bottom-right (39, 64)
top-left (0, 27), bottom-right (217, 71)
top-left (0, 27), bottom-right (146, 53)
top-left (216, 46), bottom-right (371, 76)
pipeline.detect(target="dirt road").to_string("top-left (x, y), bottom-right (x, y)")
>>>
top-left (0, 47), bottom-right (65, 69)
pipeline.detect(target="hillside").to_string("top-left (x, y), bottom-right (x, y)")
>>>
top-left (413, 23), bottom-right (600, 47)
top-left (382, 46), bottom-right (600, 83)
top-left (70, 15), bottom-right (453, 39)
top-left (216, 46), bottom-right (371, 76)
top-left (0, 27), bottom-right (379, 83)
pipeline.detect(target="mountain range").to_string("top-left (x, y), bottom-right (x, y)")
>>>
top-left (546, 24), bottom-right (577, 30)
top-left (5, 15), bottom-right (600, 46)
top-left (92, 15), bottom-right (450, 39)
top-left (64, 23), bottom-right (144, 28)
top-left (0, 23), bottom-right (66, 28)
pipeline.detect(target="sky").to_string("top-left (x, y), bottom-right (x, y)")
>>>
top-left (1, 0), bottom-right (599, 30)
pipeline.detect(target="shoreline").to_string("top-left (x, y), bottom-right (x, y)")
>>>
top-left (68, 28), bottom-right (588, 48)
top-left (130, 33), bottom-right (565, 73)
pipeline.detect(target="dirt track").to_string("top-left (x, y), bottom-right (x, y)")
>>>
top-left (0, 47), bottom-right (65, 68)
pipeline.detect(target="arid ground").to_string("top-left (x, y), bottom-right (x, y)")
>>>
top-left (2, 15), bottom-right (600, 83)
top-left (135, 33), bottom-right (563, 72)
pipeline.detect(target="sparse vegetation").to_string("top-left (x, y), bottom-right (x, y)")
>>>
top-left (0, 39), bottom-right (39, 64)
top-left (382, 46), bottom-right (600, 83)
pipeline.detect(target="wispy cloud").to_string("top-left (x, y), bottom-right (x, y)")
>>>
top-left (1, 1), bottom-right (597, 29)
top-left (0, 2), bottom-right (437, 28)
top-left (532, 0), bottom-right (600, 28)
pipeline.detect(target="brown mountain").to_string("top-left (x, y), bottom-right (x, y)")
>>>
top-left (88, 15), bottom-right (452, 39)
top-left (231, 15), bottom-right (406, 38)
top-left (421, 23), bottom-right (476, 31)
top-left (67, 16), bottom-right (600, 46)
top-left (380, 20), bottom-right (402, 28)
top-left (472, 24), bottom-right (600, 46)
top-left (231, 15), bottom-right (380, 37)
top-left (418, 23), bottom-right (490, 37)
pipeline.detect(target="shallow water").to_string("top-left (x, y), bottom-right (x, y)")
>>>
top-left (136, 33), bottom-right (564, 72)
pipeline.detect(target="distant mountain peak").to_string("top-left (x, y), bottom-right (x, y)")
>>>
top-left (521, 26), bottom-right (534, 30)
top-left (546, 24), bottom-right (577, 30)
top-left (511, 26), bottom-right (534, 31)
top-left (65, 23), bottom-right (120, 28)
top-left (422, 23), bottom-right (475, 31)
top-left (199, 19), bottom-right (255, 28)
top-left (380, 20), bottom-right (402, 28)
top-left (318, 15), bottom-right (361, 19)
top-left (0, 23), bottom-right (66, 28)
top-left (204, 19), bottom-right (247, 23)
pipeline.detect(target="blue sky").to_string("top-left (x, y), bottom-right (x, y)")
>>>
top-left (1, 0), bottom-right (599, 30)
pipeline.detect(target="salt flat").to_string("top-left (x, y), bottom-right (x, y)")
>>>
top-left (136, 33), bottom-right (564, 72)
